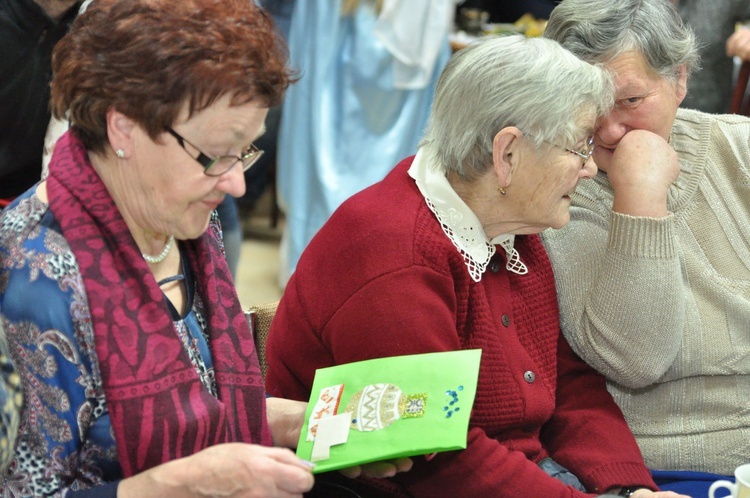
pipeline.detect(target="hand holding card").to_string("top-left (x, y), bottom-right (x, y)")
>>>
top-left (296, 349), bottom-right (482, 473)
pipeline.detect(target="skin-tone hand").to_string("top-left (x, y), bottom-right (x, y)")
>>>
top-left (266, 398), bottom-right (413, 479)
top-left (631, 489), bottom-right (691, 498)
top-left (266, 397), bottom-right (308, 449)
top-left (117, 442), bottom-right (315, 498)
top-left (727, 27), bottom-right (750, 61)
top-left (606, 129), bottom-right (680, 218)
top-left (33, 0), bottom-right (79, 20)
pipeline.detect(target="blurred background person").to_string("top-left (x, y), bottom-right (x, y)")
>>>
top-left (276, 0), bottom-right (455, 284)
top-left (0, 0), bottom-right (81, 207)
top-left (726, 23), bottom-right (750, 62)
top-left (671, 0), bottom-right (750, 113)
top-left (267, 34), bottom-right (684, 498)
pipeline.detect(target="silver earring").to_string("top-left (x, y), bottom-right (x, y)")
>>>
top-left (116, 149), bottom-right (125, 158)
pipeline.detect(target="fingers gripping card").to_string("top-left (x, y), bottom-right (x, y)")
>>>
top-left (297, 349), bottom-right (482, 473)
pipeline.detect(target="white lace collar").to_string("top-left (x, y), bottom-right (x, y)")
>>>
top-left (408, 150), bottom-right (527, 282)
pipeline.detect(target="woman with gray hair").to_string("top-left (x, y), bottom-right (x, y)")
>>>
top-left (264, 35), bottom-right (685, 497)
top-left (541, 0), bottom-right (750, 495)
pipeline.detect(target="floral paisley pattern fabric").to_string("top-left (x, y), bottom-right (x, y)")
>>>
top-left (46, 131), bottom-right (269, 478)
top-left (0, 190), bottom-right (215, 496)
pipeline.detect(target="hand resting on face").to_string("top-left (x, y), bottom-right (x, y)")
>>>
top-left (607, 129), bottom-right (680, 218)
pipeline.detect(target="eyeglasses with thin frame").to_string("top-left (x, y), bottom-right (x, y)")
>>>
top-left (167, 128), bottom-right (264, 177)
top-left (549, 135), bottom-right (595, 166)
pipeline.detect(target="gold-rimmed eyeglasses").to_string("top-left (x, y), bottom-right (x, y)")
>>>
top-left (550, 135), bottom-right (595, 166)
top-left (168, 128), bottom-right (264, 177)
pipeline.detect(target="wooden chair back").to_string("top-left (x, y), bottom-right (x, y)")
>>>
top-left (244, 300), bottom-right (279, 380)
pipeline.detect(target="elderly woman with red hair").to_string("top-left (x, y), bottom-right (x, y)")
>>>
top-left (0, 0), bottom-right (412, 496)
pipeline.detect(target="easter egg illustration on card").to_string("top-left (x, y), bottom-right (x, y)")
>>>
top-left (344, 383), bottom-right (427, 432)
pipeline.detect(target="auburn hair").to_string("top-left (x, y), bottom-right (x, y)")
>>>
top-left (51, 0), bottom-right (295, 153)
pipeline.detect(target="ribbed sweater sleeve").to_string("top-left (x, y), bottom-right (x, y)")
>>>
top-left (269, 264), bottom-right (652, 497)
top-left (541, 206), bottom-right (685, 388)
top-left (543, 109), bottom-right (750, 474)
top-left (267, 158), bottom-right (657, 494)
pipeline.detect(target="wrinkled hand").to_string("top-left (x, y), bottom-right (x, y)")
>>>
top-left (265, 398), bottom-right (412, 480)
top-left (266, 397), bottom-right (308, 449)
top-left (727, 27), bottom-right (750, 61)
top-left (607, 130), bottom-right (679, 217)
top-left (339, 457), bottom-right (413, 479)
top-left (118, 442), bottom-right (315, 498)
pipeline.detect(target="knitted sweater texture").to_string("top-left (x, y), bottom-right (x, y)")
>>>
top-left (267, 158), bottom-right (655, 497)
top-left (541, 108), bottom-right (750, 474)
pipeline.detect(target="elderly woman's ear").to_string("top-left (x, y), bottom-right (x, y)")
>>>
top-left (675, 64), bottom-right (688, 104)
top-left (492, 126), bottom-right (523, 189)
top-left (105, 108), bottom-right (135, 159)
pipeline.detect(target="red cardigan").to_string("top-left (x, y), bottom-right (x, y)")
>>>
top-left (266, 157), bottom-right (656, 497)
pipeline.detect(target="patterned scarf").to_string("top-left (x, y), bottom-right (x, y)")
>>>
top-left (46, 131), bottom-right (271, 476)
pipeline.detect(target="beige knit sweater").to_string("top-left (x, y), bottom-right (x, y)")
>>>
top-left (541, 107), bottom-right (750, 475)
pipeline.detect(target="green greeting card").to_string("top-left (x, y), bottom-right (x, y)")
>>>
top-left (296, 349), bottom-right (482, 473)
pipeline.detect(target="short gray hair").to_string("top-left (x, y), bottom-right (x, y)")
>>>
top-left (420, 35), bottom-right (613, 180)
top-left (544, 0), bottom-right (700, 82)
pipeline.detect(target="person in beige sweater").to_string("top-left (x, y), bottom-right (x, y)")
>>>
top-left (541, 0), bottom-right (750, 495)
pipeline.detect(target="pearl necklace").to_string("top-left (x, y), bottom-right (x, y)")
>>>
top-left (142, 235), bottom-right (175, 264)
